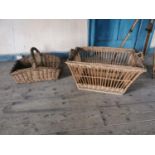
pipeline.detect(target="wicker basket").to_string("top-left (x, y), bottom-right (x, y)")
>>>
top-left (11, 47), bottom-right (61, 83)
top-left (66, 47), bottom-right (146, 95)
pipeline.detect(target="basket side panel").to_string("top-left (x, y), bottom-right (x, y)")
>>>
top-left (77, 48), bottom-right (136, 67)
top-left (67, 62), bottom-right (144, 94)
top-left (41, 54), bottom-right (61, 69)
top-left (11, 68), bottom-right (60, 83)
top-left (34, 68), bottom-right (60, 81)
top-left (74, 47), bottom-right (144, 68)
top-left (11, 69), bottom-right (33, 83)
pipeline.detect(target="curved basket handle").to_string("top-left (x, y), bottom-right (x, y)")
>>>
top-left (30, 47), bottom-right (42, 68)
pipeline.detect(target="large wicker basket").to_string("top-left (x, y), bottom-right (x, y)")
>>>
top-left (66, 47), bottom-right (146, 95)
top-left (11, 47), bottom-right (61, 83)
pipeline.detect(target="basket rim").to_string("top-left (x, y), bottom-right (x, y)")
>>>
top-left (77, 46), bottom-right (136, 52)
top-left (66, 61), bottom-right (146, 72)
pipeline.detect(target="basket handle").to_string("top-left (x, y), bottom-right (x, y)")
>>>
top-left (30, 47), bottom-right (42, 68)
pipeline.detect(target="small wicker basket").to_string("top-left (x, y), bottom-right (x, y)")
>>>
top-left (11, 47), bottom-right (61, 83)
top-left (66, 47), bottom-right (146, 95)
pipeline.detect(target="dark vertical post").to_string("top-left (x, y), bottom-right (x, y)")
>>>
top-left (143, 19), bottom-right (154, 56)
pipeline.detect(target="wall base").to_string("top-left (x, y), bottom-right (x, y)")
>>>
top-left (0, 52), bottom-right (69, 62)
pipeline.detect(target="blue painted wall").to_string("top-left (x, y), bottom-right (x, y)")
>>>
top-left (89, 19), bottom-right (155, 53)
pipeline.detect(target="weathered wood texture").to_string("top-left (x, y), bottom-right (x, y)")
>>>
top-left (0, 61), bottom-right (155, 134)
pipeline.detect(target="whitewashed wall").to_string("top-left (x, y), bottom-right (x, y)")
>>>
top-left (0, 19), bottom-right (88, 54)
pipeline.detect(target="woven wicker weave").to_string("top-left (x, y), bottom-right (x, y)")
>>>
top-left (66, 47), bottom-right (146, 95)
top-left (11, 47), bottom-right (61, 83)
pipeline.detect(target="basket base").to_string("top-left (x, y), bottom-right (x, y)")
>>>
top-left (77, 84), bottom-right (125, 95)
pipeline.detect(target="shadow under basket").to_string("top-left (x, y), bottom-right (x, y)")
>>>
top-left (11, 48), bottom-right (61, 83)
top-left (66, 47), bottom-right (146, 95)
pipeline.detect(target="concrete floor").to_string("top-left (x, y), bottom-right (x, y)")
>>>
top-left (0, 60), bottom-right (155, 134)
